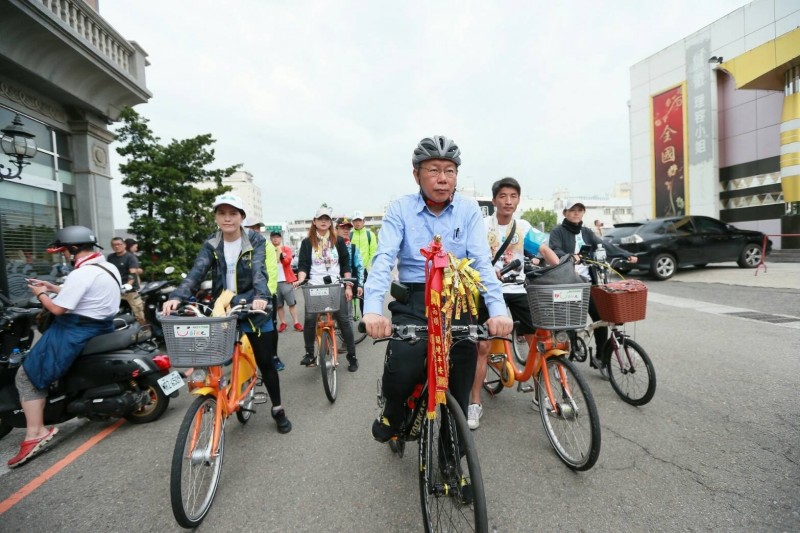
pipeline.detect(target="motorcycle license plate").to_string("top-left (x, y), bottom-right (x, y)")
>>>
top-left (158, 371), bottom-right (185, 395)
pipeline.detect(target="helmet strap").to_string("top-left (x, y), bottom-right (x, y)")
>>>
top-left (419, 187), bottom-right (453, 209)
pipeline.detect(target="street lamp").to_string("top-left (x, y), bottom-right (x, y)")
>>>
top-left (0, 114), bottom-right (38, 182)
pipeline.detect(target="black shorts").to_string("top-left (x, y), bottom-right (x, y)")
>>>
top-left (478, 292), bottom-right (535, 335)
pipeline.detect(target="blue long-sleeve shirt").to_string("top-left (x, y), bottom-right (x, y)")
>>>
top-left (364, 193), bottom-right (506, 318)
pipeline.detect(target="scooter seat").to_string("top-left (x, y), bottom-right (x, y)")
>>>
top-left (81, 323), bottom-right (143, 356)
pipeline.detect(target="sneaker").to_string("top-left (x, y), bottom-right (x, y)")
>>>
top-left (590, 355), bottom-right (609, 381)
top-left (347, 355), bottom-right (359, 372)
top-left (300, 353), bottom-right (315, 366)
top-left (278, 323), bottom-right (288, 333)
top-left (467, 403), bottom-right (482, 430)
top-left (273, 357), bottom-right (285, 371)
top-left (531, 392), bottom-right (553, 413)
top-left (7, 427), bottom-right (58, 468)
top-left (371, 416), bottom-right (396, 443)
top-left (271, 408), bottom-right (292, 434)
top-left (293, 323), bottom-right (303, 332)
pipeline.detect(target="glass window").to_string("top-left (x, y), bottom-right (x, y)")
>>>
top-left (1, 181), bottom-right (60, 304)
top-left (694, 217), bottom-right (726, 234)
top-left (22, 151), bottom-right (56, 181)
top-left (57, 158), bottom-right (73, 184)
top-left (55, 131), bottom-right (71, 158)
top-left (672, 217), bottom-right (695, 235)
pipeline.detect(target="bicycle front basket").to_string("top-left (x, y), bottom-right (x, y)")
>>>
top-left (160, 314), bottom-right (238, 367)
top-left (302, 283), bottom-right (342, 314)
top-left (526, 282), bottom-right (591, 330)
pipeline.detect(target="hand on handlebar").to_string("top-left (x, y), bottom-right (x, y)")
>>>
top-left (362, 313), bottom-right (392, 339)
top-left (162, 299), bottom-right (181, 315)
top-left (485, 315), bottom-right (513, 337)
top-left (251, 298), bottom-right (268, 311)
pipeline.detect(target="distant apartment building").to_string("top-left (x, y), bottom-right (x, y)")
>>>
top-left (196, 170), bottom-right (263, 223)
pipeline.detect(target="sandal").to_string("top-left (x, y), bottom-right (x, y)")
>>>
top-left (8, 427), bottom-right (59, 468)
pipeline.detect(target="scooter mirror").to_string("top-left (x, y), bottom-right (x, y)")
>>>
top-left (164, 266), bottom-right (175, 275)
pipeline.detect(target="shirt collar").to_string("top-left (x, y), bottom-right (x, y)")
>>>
top-left (414, 192), bottom-right (456, 216)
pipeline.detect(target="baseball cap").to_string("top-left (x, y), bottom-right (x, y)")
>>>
top-left (314, 205), bottom-right (333, 219)
top-left (212, 193), bottom-right (246, 216)
top-left (270, 231), bottom-right (282, 237)
top-left (351, 210), bottom-right (364, 221)
top-left (242, 216), bottom-right (263, 228)
top-left (337, 217), bottom-right (353, 227)
top-left (564, 200), bottom-right (586, 211)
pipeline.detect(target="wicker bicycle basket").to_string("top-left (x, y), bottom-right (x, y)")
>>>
top-left (302, 283), bottom-right (343, 315)
top-left (526, 282), bottom-right (591, 330)
top-left (591, 279), bottom-right (648, 324)
top-left (160, 314), bottom-right (238, 367)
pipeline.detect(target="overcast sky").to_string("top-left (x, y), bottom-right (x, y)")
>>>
top-left (103, 0), bottom-right (747, 227)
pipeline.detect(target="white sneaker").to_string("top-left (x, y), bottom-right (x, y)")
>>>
top-left (467, 403), bottom-right (482, 430)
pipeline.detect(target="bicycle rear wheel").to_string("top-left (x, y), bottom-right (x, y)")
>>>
top-left (511, 324), bottom-right (529, 365)
top-left (170, 394), bottom-right (224, 528)
top-left (319, 330), bottom-right (337, 403)
top-left (418, 391), bottom-right (488, 533)
top-left (235, 374), bottom-right (257, 424)
top-left (603, 333), bottom-right (656, 406)
top-left (537, 356), bottom-right (601, 471)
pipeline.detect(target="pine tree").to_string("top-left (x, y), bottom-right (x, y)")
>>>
top-left (115, 107), bottom-right (238, 276)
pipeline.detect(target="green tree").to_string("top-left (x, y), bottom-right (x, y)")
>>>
top-left (115, 107), bottom-right (238, 276)
top-left (520, 208), bottom-right (558, 232)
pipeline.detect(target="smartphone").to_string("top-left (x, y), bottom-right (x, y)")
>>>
top-left (25, 278), bottom-right (40, 286)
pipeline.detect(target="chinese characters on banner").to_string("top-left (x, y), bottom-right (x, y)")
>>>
top-left (686, 39), bottom-right (712, 166)
top-left (652, 84), bottom-right (687, 217)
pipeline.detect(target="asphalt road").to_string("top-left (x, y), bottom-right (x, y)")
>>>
top-left (1, 280), bottom-right (798, 532)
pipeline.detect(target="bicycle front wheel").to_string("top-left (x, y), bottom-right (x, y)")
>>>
top-left (170, 394), bottom-right (224, 528)
top-left (603, 334), bottom-right (656, 406)
top-left (235, 374), bottom-right (257, 424)
top-left (537, 356), bottom-right (601, 471)
top-left (418, 391), bottom-right (488, 533)
top-left (319, 330), bottom-right (337, 403)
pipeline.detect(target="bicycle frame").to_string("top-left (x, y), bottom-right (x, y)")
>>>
top-left (487, 328), bottom-right (573, 403)
top-left (185, 334), bottom-right (259, 459)
top-left (315, 311), bottom-right (338, 364)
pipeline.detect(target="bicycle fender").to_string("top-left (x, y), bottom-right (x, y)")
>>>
top-left (544, 349), bottom-right (568, 358)
top-left (191, 387), bottom-right (216, 397)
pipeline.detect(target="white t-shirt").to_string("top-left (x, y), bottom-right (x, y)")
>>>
top-left (53, 259), bottom-right (122, 319)
top-left (223, 238), bottom-right (242, 291)
top-left (309, 239), bottom-right (340, 285)
top-left (484, 216), bottom-right (532, 295)
top-left (276, 247), bottom-right (286, 283)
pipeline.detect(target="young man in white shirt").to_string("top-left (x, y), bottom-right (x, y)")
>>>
top-left (467, 177), bottom-right (559, 430)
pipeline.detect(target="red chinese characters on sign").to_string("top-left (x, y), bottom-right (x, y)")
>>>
top-left (652, 85), bottom-right (687, 217)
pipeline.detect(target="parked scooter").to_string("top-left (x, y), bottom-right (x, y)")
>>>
top-left (137, 266), bottom-right (184, 342)
top-left (0, 304), bottom-right (179, 441)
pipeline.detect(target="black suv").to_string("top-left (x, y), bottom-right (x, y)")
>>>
top-left (606, 216), bottom-right (771, 280)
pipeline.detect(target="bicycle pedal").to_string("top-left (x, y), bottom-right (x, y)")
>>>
top-left (517, 383), bottom-right (534, 393)
top-left (253, 392), bottom-right (269, 404)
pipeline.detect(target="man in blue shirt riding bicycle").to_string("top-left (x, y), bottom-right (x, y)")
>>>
top-left (362, 135), bottom-right (513, 442)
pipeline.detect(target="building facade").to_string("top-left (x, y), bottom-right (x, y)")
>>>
top-left (197, 170), bottom-right (263, 223)
top-left (0, 0), bottom-right (150, 302)
top-left (629, 0), bottom-right (800, 249)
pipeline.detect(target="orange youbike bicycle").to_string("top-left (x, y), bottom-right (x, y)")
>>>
top-left (482, 271), bottom-right (601, 471)
top-left (161, 303), bottom-right (267, 528)
top-left (300, 277), bottom-right (357, 403)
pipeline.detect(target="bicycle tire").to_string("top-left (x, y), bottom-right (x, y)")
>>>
top-left (569, 333), bottom-right (588, 363)
top-left (418, 390), bottom-right (488, 533)
top-left (482, 361), bottom-right (504, 395)
top-left (537, 356), bottom-right (601, 471)
top-left (170, 394), bottom-right (224, 528)
top-left (603, 334), bottom-right (656, 406)
top-left (319, 330), bottom-right (337, 403)
top-left (511, 324), bottom-right (529, 365)
top-left (235, 375), bottom-right (257, 424)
